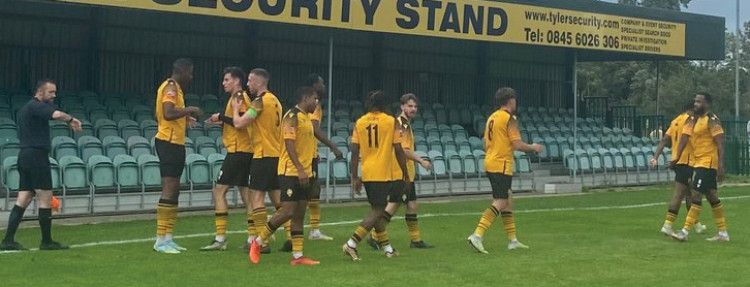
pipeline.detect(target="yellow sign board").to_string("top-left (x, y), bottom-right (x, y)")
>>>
top-left (53, 0), bottom-right (686, 57)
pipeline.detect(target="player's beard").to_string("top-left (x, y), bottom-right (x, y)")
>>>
top-left (694, 107), bottom-right (706, 116)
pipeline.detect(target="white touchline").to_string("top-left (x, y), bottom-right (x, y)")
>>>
top-left (2, 195), bottom-right (749, 254)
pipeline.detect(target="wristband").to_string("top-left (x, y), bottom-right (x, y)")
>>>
top-left (67, 117), bottom-right (75, 123)
top-left (247, 108), bottom-right (258, 119)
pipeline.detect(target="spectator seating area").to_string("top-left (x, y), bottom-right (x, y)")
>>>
top-left (0, 91), bottom-right (672, 215)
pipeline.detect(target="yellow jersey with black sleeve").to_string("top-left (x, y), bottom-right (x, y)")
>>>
top-left (250, 91), bottom-right (282, 158)
top-left (665, 112), bottom-right (693, 166)
top-left (223, 90), bottom-right (253, 153)
top-left (278, 106), bottom-right (316, 177)
top-left (352, 112), bottom-right (402, 182)
top-left (484, 109), bottom-right (521, 176)
top-left (155, 78), bottom-right (186, 145)
top-left (682, 113), bottom-right (723, 170)
top-left (394, 115), bottom-right (415, 181)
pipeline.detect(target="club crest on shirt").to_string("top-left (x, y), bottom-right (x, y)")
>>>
top-left (286, 189), bottom-right (293, 197)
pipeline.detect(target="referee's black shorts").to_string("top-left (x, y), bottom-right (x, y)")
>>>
top-left (155, 138), bottom-right (186, 178)
top-left (17, 148), bottom-right (52, 191)
top-left (217, 152), bottom-right (253, 187)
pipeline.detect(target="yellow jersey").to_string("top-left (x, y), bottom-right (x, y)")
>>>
top-left (352, 112), bottom-right (403, 182)
top-left (484, 109), bottom-right (521, 175)
top-left (683, 113), bottom-right (723, 170)
top-left (278, 106), bottom-right (316, 177)
top-left (395, 115), bottom-right (415, 181)
top-left (310, 103), bottom-right (323, 159)
top-left (250, 91), bottom-right (282, 158)
top-left (223, 90), bottom-right (253, 153)
top-left (665, 112), bottom-right (693, 166)
top-left (155, 78), bottom-right (186, 145)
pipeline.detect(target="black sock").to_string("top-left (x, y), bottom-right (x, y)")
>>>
top-left (38, 208), bottom-right (53, 243)
top-left (3, 205), bottom-right (26, 243)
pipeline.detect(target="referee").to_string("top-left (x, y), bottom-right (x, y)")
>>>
top-left (1, 79), bottom-right (81, 251)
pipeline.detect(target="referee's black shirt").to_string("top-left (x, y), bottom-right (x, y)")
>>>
top-left (17, 98), bottom-right (56, 151)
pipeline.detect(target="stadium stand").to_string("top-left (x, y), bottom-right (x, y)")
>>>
top-left (0, 91), bottom-right (676, 214)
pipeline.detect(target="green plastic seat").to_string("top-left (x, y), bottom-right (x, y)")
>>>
top-left (58, 155), bottom-right (87, 189)
top-left (137, 154), bottom-right (161, 186)
top-left (207, 153), bottom-right (225, 183)
top-left (128, 136), bottom-right (152, 159)
top-left (186, 153), bottom-right (210, 185)
top-left (77, 135), bottom-right (103, 162)
top-left (87, 155), bottom-right (115, 189)
top-left (103, 136), bottom-right (128, 159)
top-left (112, 155), bottom-right (139, 188)
top-left (52, 136), bottom-right (78, 161)
top-left (0, 137), bottom-right (20, 162)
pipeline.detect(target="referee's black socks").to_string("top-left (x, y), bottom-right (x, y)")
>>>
top-left (3, 205), bottom-right (26, 243)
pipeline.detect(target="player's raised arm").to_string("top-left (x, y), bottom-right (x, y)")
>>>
top-left (233, 96), bottom-right (261, 128)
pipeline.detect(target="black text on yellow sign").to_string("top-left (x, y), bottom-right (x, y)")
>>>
top-left (53, 0), bottom-right (686, 57)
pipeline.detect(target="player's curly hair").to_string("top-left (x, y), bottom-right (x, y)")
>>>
top-left (366, 90), bottom-right (389, 113)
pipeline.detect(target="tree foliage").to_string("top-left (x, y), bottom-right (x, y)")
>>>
top-left (579, 0), bottom-right (748, 120)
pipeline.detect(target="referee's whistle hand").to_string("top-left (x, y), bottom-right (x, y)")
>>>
top-left (69, 118), bottom-right (82, 132)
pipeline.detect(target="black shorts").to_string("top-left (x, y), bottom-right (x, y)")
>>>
top-left (17, 148), bottom-right (52, 191)
top-left (280, 175), bottom-right (310, 202)
top-left (364, 181), bottom-right (406, 206)
top-left (217, 152), bottom-right (253, 187)
top-left (692, 167), bottom-right (718, 194)
top-left (249, 157), bottom-right (280, 191)
top-left (405, 182), bottom-right (417, 202)
top-left (487, 172), bottom-right (512, 199)
top-left (673, 164), bottom-right (693, 186)
top-left (154, 139), bottom-right (186, 178)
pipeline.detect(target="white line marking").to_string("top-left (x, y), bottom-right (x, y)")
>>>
top-left (3, 195), bottom-right (749, 254)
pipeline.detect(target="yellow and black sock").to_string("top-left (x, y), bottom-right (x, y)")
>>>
top-left (686, 204), bottom-right (702, 226)
top-left (664, 209), bottom-right (678, 227)
top-left (405, 213), bottom-right (421, 242)
top-left (156, 203), bottom-right (169, 238)
top-left (474, 206), bottom-right (500, 237)
top-left (215, 210), bottom-right (228, 240)
top-left (350, 226), bottom-right (369, 244)
top-left (374, 230), bottom-right (390, 248)
top-left (283, 220), bottom-right (292, 241)
top-left (683, 203), bottom-right (701, 231)
top-left (309, 199), bottom-right (321, 231)
top-left (501, 211), bottom-right (517, 241)
top-left (292, 231), bottom-right (304, 256)
top-left (157, 199), bottom-right (178, 238)
top-left (252, 207), bottom-right (268, 241)
top-left (166, 204), bottom-right (178, 235)
top-left (246, 213), bottom-right (256, 239)
top-left (711, 202), bottom-right (726, 232)
top-left (382, 211), bottom-right (393, 223)
top-left (260, 221), bottom-right (280, 243)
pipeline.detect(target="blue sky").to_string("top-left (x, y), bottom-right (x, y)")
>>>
top-left (601, 0), bottom-right (748, 32)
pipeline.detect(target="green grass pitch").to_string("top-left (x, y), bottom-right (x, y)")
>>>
top-left (2, 186), bottom-right (749, 286)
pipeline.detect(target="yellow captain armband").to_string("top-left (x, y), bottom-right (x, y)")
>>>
top-left (247, 107), bottom-right (259, 119)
